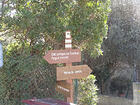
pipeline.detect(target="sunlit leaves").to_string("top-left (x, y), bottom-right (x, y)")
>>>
top-left (1, 0), bottom-right (111, 56)
top-left (0, 1), bottom-right (111, 104)
top-left (78, 75), bottom-right (98, 105)
top-left (87, 1), bottom-right (94, 7)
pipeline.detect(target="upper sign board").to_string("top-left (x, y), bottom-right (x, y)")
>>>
top-left (43, 49), bottom-right (81, 64)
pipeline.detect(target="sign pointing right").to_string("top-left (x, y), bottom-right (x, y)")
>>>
top-left (57, 65), bottom-right (92, 81)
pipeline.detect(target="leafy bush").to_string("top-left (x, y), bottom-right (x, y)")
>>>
top-left (0, 42), bottom-right (63, 105)
top-left (0, 0), bottom-right (111, 104)
top-left (1, 0), bottom-right (111, 57)
top-left (78, 75), bottom-right (98, 105)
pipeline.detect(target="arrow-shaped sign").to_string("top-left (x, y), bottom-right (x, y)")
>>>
top-left (56, 65), bottom-right (92, 81)
top-left (56, 81), bottom-right (71, 97)
top-left (43, 49), bottom-right (81, 64)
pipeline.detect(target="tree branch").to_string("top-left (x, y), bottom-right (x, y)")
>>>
top-left (0, 30), bottom-right (12, 37)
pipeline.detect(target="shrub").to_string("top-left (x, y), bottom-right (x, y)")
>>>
top-left (78, 75), bottom-right (98, 105)
top-left (0, 43), bottom-right (63, 105)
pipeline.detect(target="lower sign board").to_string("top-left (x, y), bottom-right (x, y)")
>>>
top-left (56, 65), bottom-right (92, 81)
top-left (56, 81), bottom-right (71, 97)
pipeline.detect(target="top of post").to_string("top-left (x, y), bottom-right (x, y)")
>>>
top-left (65, 31), bottom-right (71, 39)
top-left (65, 31), bottom-right (72, 49)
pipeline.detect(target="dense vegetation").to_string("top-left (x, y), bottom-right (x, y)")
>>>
top-left (78, 75), bottom-right (98, 105)
top-left (0, 0), bottom-right (111, 104)
top-left (87, 0), bottom-right (140, 97)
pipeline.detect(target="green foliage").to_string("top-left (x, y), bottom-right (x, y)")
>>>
top-left (0, 0), bottom-right (111, 104)
top-left (1, 0), bottom-right (111, 56)
top-left (85, 0), bottom-right (139, 96)
top-left (78, 75), bottom-right (98, 105)
top-left (102, 1), bottom-right (137, 65)
top-left (0, 43), bottom-right (63, 104)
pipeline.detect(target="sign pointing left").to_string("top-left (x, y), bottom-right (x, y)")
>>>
top-left (43, 49), bottom-right (81, 64)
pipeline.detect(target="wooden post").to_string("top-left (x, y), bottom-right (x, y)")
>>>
top-left (65, 31), bottom-right (73, 103)
top-left (66, 64), bottom-right (73, 103)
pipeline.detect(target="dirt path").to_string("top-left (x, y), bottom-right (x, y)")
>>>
top-left (98, 95), bottom-right (133, 105)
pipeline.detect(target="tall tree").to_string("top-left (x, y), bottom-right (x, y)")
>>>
top-left (0, 0), bottom-right (111, 104)
top-left (1, 0), bottom-right (111, 56)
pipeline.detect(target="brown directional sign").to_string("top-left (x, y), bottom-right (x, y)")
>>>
top-left (43, 49), bottom-right (81, 64)
top-left (56, 65), bottom-right (92, 81)
top-left (56, 81), bottom-right (71, 97)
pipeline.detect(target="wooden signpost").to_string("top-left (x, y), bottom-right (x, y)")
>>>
top-left (57, 65), bottom-right (92, 81)
top-left (43, 31), bottom-right (92, 103)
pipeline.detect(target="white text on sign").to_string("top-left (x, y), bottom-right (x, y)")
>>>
top-left (51, 51), bottom-right (80, 61)
top-left (64, 70), bottom-right (82, 75)
top-left (57, 85), bottom-right (70, 92)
